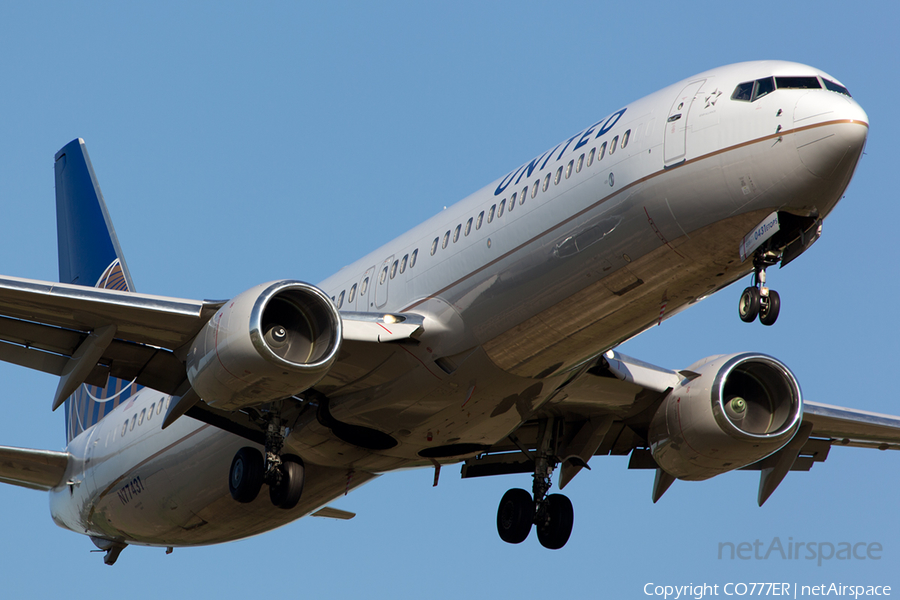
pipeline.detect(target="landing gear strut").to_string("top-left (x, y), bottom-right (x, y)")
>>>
top-left (229, 410), bottom-right (305, 510)
top-left (739, 251), bottom-right (781, 326)
top-left (496, 420), bottom-right (574, 549)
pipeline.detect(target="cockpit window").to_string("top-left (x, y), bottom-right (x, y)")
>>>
top-left (733, 75), bottom-right (831, 103)
top-left (754, 76), bottom-right (775, 100)
top-left (775, 76), bottom-right (821, 90)
top-left (823, 78), bottom-right (851, 97)
top-left (731, 81), bottom-right (754, 101)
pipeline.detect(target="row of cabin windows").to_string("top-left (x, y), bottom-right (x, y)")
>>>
top-left (429, 129), bottom-right (632, 257)
top-left (332, 248), bottom-right (420, 309)
top-left (327, 127), bottom-right (633, 307)
top-left (121, 397), bottom-right (167, 437)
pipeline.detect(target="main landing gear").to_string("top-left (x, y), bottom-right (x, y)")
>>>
top-left (738, 251), bottom-right (781, 326)
top-left (496, 420), bottom-right (574, 550)
top-left (229, 412), bottom-right (305, 510)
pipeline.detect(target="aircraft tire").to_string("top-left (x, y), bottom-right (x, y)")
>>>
top-left (497, 488), bottom-right (534, 544)
top-left (536, 494), bottom-right (574, 550)
top-left (759, 290), bottom-right (781, 326)
top-left (270, 454), bottom-right (305, 510)
top-left (229, 447), bottom-right (264, 503)
top-left (739, 287), bottom-right (760, 323)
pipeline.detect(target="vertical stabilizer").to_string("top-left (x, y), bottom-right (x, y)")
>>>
top-left (55, 139), bottom-right (135, 291)
top-left (55, 139), bottom-right (141, 442)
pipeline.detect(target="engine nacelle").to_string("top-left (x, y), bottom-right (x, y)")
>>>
top-left (648, 353), bottom-right (802, 481)
top-left (187, 280), bottom-right (341, 411)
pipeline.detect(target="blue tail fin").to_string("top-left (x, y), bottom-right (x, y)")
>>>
top-left (55, 139), bottom-right (141, 442)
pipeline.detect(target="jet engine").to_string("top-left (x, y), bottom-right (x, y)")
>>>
top-left (186, 280), bottom-right (342, 411)
top-left (648, 353), bottom-right (802, 481)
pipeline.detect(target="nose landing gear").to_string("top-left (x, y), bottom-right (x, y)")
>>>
top-left (738, 251), bottom-right (781, 326)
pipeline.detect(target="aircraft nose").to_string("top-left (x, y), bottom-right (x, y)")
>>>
top-left (793, 92), bottom-right (868, 180)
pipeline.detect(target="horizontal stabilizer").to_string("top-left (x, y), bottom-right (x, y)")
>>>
top-left (0, 445), bottom-right (70, 491)
top-left (803, 401), bottom-right (900, 448)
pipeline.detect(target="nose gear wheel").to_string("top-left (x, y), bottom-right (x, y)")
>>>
top-left (738, 251), bottom-right (781, 325)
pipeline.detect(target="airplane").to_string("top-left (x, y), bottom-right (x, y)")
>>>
top-left (0, 59), bottom-right (897, 565)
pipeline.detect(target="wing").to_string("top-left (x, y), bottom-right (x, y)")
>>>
top-left (462, 350), bottom-right (900, 505)
top-left (0, 273), bottom-right (423, 421)
top-left (0, 274), bottom-right (222, 407)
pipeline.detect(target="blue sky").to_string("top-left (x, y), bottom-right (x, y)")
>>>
top-left (0, 2), bottom-right (898, 598)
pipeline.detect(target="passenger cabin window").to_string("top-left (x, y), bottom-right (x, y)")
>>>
top-left (531, 180), bottom-right (539, 198)
top-left (360, 276), bottom-right (369, 295)
top-left (508, 193), bottom-right (516, 212)
top-left (158, 400), bottom-right (164, 415)
top-left (622, 130), bottom-right (631, 148)
top-left (379, 266), bottom-right (388, 284)
top-left (599, 141), bottom-right (607, 160)
top-left (410, 249), bottom-right (418, 268)
top-left (149, 403), bottom-right (155, 420)
top-left (587, 147), bottom-right (595, 167)
top-left (349, 283), bottom-right (357, 302)
top-left (554, 166), bottom-right (563, 185)
top-left (542, 173), bottom-right (550, 191)
top-left (465, 217), bottom-right (473, 236)
top-left (498, 199), bottom-right (506, 218)
top-left (610, 136), bottom-right (618, 155)
top-left (390, 261), bottom-right (398, 279)
top-left (337, 290), bottom-right (345, 307)
top-left (576, 153), bottom-right (584, 172)
top-left (442, 231), bottom-right (450, 249)
top-left (488, 205), bottom-right (495, 223)
top-left (521, 186), bottom-right (529, 205)
top-left (476, 211), bottom-right (484, 230)
top-left (139, 409), bottom-right (146, 426)
top-left (453, 224), bottom-right (461, 243)
top-left (565, 159), bottom-right (574, 179)
top-left (399, 255), bottom-right (408, 274)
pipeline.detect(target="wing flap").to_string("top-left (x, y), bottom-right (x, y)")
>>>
top-left (0, 315), bottom-right (189, 395)
top-left (0, 275), bottom-right (223, 397)
top-left (0, 275), bottom-right (221, 348)
top-left (0, 446), bottom-right (70, 491)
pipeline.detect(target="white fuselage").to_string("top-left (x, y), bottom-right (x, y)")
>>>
top-left (50, 61), bottom-right (868, 547)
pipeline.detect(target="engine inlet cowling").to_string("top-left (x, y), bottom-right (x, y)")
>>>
top-left (187, 280), bottom-right (342, 411)
top-left (648, 353), bottom-right (803, 481)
